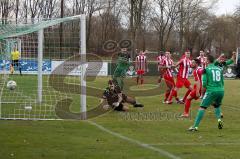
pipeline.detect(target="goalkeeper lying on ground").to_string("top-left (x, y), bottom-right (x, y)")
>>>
top-left (102, 80), bottom-right (144, 111)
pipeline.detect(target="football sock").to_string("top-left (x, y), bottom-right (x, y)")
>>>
top-left (183, 90), bottom-right (191, 102)
top-left (193, 109), bottom-right (205, 128)
top-left (164, 92), bottom-right (170, 101)
top-left (141, 79), bottom-right (144, 85)
top-left (168, 89), bottom-right (177, 101)
top-left (137, 77), bottom-right (139, 84)
top-left (214, 107), bottom-right (221, 120)
top-left (184, 98), bottom-right (192, 114)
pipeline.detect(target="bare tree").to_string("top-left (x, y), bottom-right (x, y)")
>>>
top-left (150, 0), bottom-right (180, 51)
top-left (129, 0), bottom-right (144, 58)
top-left (0, 0), bottom-right (14, 24)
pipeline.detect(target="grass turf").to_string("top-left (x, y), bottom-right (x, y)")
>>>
top-left (0, 75), bottom-right (240, 159)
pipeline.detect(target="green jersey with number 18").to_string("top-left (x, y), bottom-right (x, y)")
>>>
top-left (202, 63), bottom-right (224, 92)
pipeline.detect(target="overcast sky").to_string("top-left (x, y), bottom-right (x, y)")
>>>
top-left (215, 0), bottom-right (239, 15)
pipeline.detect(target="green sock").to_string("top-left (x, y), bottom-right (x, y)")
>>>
top-left (193, 109), bottom-right (205, 128)
top-left (214, 107), bottom-right (221, 120)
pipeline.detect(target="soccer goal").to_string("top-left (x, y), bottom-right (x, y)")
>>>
top-left (0, 15), bottom-right (87, 120)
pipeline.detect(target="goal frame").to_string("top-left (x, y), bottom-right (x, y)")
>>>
top-left (0, 15), bottom-right (87, 120)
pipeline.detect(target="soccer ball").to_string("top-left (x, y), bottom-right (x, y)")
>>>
top-left (7, 80), bottom-right (17, 90)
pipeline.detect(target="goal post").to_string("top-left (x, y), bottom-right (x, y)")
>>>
top-left (0, 15), bottom-right (87, 120)
top-left (80, 15), bottom-right (87, 120)
top-left (38, 29), bottom-right (43, 104)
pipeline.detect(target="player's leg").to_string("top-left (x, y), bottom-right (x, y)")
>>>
top-left (114, 103), bottom-right (129, 111)
top-left (136, 70), bottom-right (140, 84)
top-left (140, 73), bottom-right (144, 85)
top-left (182, 79), bottom-right (193, 103)
top-left (124, 95), bottom-right (144, 107)
top-left (167, 77), bottom-right (183, 104)
top-left (213, 91), bottom-right (224, 129)
top-left (164, 77), bottom-right (172, 103)
top-left (10, 63), bottom-right (14, 74)
top-left (113, 68), bottom-right (125, 90)
top-left (189, 92), bottom-right (214, 131)
top-left (182, 90), bottom-right (196, 117)
top-left (17, 60), bottom-right (22, 75)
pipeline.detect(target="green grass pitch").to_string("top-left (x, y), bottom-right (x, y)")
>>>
top-left (0, 75), bottom-right (240, 159)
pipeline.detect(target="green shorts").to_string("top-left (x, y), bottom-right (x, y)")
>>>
top-left (200, 91), bottom-right (224, 108)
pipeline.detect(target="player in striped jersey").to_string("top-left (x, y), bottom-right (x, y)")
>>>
top-left (197, 50), bottom-right (207, 68)
top-left (157, 51), bottom-right (165, 85)
top-left (135, 51), bottom-right (148, 85)
top-left (181, 58), bottom-right (203, 117)
top-left (161, 51), bottom-right (179, 103)
top-left (166, 51), bottom-right (193, 104)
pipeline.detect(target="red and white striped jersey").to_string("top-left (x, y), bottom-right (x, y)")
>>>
top-left (157, 55), bottom-right (165, 71)
top-left (197, 56), bottom-right (207, 68)
top-left (193, 67), bottom-right (203, 89)
top-left (162, 58), bottom-right (174, 77)
top-left (135, 55), bottom-right (147, 71)
top-left (177, 57), bottom-right (191, 79)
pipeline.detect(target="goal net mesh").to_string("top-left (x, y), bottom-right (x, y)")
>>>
top-left (0, 16), bottom-right (88, 120)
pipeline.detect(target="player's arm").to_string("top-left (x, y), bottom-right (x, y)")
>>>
top-left (224, 52), bottom-right (236, 65)
top-left (101, 91), bottom-right (110, 110)
top-left (172, 59), bottom-right (183, 68)
top-left (201, 71), bottom-right (207, 98)
top-left (158, 60), bottom-right (170, 69)
top-left (216, 54), bottom-right (224, 62)
top-left (202, 70), bottom-right (207, 89)
top-left (112, 86), bottom-right (123, 107)
top-left (135, 57), bottom-right (138, 70)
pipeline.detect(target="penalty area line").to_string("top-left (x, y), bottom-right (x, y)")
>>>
top-left (87, 120), bottom-right (181, 159)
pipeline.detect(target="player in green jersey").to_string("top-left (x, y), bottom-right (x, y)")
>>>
top-left (189, 55), bottom-right (224, 131)
top-left (215, 52), bottom-right (236, 69)
top-left (213, 52), bottom-right (236, 118)
top-left (113, 48), bottom-right (131, 90)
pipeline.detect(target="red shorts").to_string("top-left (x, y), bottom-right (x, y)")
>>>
top-left (189, 89), bottom-right (201, 100)
top-left (163, 75), bottom-right (175, 87)
top-left (176, 77), bottom-right (191, 88)
top-left (137, 69), bottom-right (145, 75)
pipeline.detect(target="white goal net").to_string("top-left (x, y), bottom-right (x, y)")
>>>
top-left (0, 15), bottom-right (88, 120)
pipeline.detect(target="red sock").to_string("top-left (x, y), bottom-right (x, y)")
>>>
top-left (164, 92), bottom-right (170, 101)
top-left (168, 89), bottom-right (177, 101)
top-left (183, 90), bottom-right (191, 102)
top-left (184, 98), bottom-right (192, 114)
top-left (137, 77), bottom-right (139, 85)
top-left (141, 79), bottom-right (144, 85)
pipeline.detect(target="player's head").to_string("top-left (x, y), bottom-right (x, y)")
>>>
top-left (108, 80), bottom-right (115, 90)
top-left (185, 50), bottom-right (191, 58)
top-left (219, 53), bottom-right (226, 63)
top-left (165, 51), bottom-right (171, 58)
top-left (206, 54), bottom-right (215, 64)
top-left (191, 58), bottom-right (201, 68)
top-left (139, 50), bottom-right (144, 55)
top-left (199, 50), bottom-right (205, 57)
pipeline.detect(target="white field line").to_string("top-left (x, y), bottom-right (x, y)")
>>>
top-left (148, 142), bottom-right (240, 146)
top-left (87, 120), bottom-right (181, 159)
top-left (224, 106), bottom-right (240, 111)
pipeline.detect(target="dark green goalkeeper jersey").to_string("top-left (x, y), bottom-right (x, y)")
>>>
top-left (202, 63), bottom-right (224, 92)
